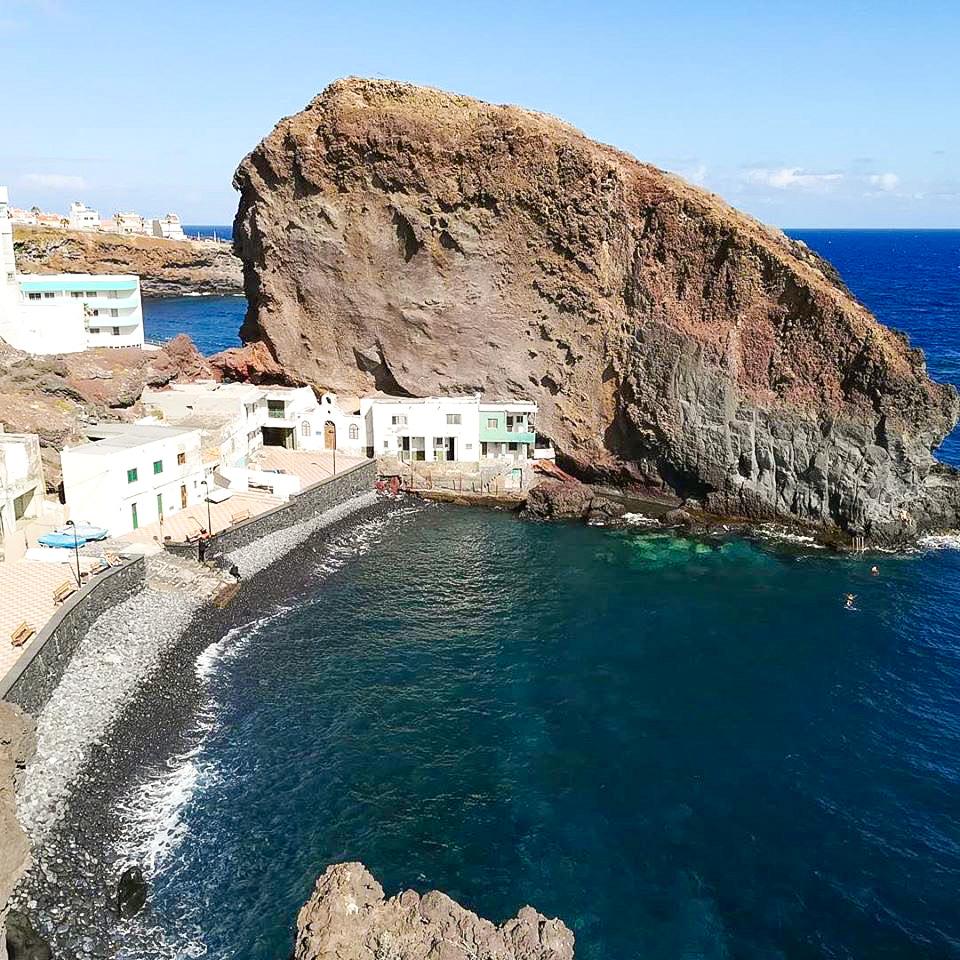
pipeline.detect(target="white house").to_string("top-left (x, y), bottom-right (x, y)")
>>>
top-left (360, 395), bottom-right (482, 463)
top-left (149, 214), bottom-right (186, 242)
top-left (68, 201), bottom-right (100, 231)
top-left (61, 423), bottom-right (205, 536)
top-left (0, 431), bottom-right (45, 550)
top-left (311, 392), bottom-right (366, 454)
top-left (479, 401), bottom-right (539, 461)
top-left (110, 212), bottom-right (147, 235)
top-left (0, 187), bottom-right (145, 354)
top-left (141, 381), bottom-right (267, 471)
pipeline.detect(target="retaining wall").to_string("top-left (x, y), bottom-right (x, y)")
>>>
top-left (0, 558), bottom-right (146, 714)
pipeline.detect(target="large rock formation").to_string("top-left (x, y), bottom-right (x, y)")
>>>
top-left (0, 704), bottom-right (36, 960)
top-left (233, 78), bottom-right (960, 542)
top-left (294, 862), bottom-right (573, 960)
top-left (14, 226), bottom-right (242, 297)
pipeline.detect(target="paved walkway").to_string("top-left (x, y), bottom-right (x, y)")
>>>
top-left (0, 559), bottom-right (83, 679)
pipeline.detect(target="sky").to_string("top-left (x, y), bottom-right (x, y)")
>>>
top-left (1, 0), bottom-right (959, 227)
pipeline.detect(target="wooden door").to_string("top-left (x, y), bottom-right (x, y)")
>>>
top-left (324, 421), bottom-right (336, 450)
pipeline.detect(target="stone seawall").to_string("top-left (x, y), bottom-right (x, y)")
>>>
top-left (0, 558), bottom-right (146, 715)
top-left (188, 460), bottom-right (377, 561)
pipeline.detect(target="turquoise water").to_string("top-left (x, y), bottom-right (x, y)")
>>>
top-left (119, 230), bottom-right (960, 958)
top-left (123, 507), bottom-right (960, 959)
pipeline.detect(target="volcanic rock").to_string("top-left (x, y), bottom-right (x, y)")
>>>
top-left (294, 862), bottom-right (573, 960)
top-left (13, 226), bottom-right (242, 297)
top-left (233, 77), bottom-right (960, 543)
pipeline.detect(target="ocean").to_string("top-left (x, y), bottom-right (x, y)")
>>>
top-left (122, 230), bottom-right (960, 960)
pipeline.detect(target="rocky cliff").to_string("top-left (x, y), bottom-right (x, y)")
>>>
top-left (294, 863), bottom-right (573, 960)
top-left (233, 77), bottom-right (960, 542)
top-left (14, 226), bottom-right (242, 297)
top-left (0, 704), bottom-right (35, 960)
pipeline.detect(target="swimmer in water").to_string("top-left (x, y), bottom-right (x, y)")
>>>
top-left (870, 565), bottom-right (879, 576)
top-left (845, 593), bottom-right (857, 609)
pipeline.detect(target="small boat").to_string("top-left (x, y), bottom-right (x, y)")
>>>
top-left (38, 532), bottom-right (88, 549)
top-left (56, 523), bottom-right (109, 541)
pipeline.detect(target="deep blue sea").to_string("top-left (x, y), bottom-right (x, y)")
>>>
top-left (120, 231), bottom-right (960, 960)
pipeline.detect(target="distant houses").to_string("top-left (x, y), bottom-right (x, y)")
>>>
top-left (0, 186), bottom-right (146, 354)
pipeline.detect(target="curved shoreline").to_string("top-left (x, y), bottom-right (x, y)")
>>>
top-left (6, 492), bottom-right (395, 958)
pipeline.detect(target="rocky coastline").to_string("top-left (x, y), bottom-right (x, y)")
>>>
top-left (233, 77), bottom-right (960, 545)
top-left (13, 226), bottom-right (243, 298)
top-left (294, 862), bottom-right (573, 960)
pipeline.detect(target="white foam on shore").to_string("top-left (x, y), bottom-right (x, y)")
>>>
top-left (754, 524), bottom-right (827, 549)
top-left (621, 512), bottom-right (660, 527)
top-left (18, 586), bottom-right (205, 843)
top-left (918, 533), bottom-right (960, 551)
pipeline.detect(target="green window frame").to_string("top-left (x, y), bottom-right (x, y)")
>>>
top-left (153, 459), bottom-right (163, 475)
top-left (127, 467), bottom-right (138, 483)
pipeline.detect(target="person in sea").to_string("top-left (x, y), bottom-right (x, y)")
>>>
top-left (871, 565), bottom-right (880, 576)
top-left (845, 593), bottom-right (857, 610)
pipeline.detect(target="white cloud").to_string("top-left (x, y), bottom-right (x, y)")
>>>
top-left (19, 172), bottom-right (87, 191)
top-left (866, 172), bottom-right (899, 192)
top-left (745, 167), bottom-right (843, 191)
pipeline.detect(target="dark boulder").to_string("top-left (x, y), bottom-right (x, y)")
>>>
top-left (522, 480), bottom-right (591, 520)
top-left (5, 912), bottom-right (51, 960)
top-left (116, 866), bottom-right (148, 918)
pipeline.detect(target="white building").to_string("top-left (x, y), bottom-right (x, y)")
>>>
top-left (149, 214), bottom-right (186, 242)
top-left (360, 395), bottom-right (482, 463)
top-left (141, 381), bottom-right (268, 471)
top-left (61, 423), bottom-right (205, 536)
top-left (9, 208), bottom-right (38, 226)
top-left (110, 212), bottom-right (147, 235)
top-left (478, 401), bottom-right (538, 461)
top-left (0, 431), bottom-right (45, 550)
top-left (0, 187), bottom-right (145, 354)
top-left (68, 200), bottom-right (100, 231)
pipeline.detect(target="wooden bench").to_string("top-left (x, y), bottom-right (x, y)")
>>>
top-left (53, 580), bottom-right (76, 605)
top-left (230, 509), bottom-right (250, 525)
top-left (10, 622), bottom-right (35, 648)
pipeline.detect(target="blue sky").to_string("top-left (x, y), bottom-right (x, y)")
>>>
top-left (2, 0), bottom-right (958, 227)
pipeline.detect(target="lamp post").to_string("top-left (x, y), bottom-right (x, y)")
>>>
top-left (200, 479), bottom-right (213, 534)
top-left (64, 520), bottom-right (81, 588)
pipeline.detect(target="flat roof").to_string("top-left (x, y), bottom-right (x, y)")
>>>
top-left (18, 274), bottom-right (139, 292)
top-left (64, 422), bottom-right (198, 456)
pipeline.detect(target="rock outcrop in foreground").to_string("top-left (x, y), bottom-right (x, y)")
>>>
top-left (234, 77), bottom-right (960, 542)
top-left (0, 704), bottom-right (36, 960)
top-left (14, 226), bottom-right (242, 297)
top-left (295, 863), bottom-right (573, 960)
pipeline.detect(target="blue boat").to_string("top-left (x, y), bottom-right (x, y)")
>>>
top-left (38, 532), bottom-right (88, 549)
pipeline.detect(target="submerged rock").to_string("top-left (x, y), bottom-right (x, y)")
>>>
top-left (234, 77), bottom-right (960, 544)
top-left (294, 862), bottom-right (573, 960)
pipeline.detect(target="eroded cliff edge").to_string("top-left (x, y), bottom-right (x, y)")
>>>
top-left (295, 862), bottom-right (573, 960)
top-left (0, 704), bottom-right (35, 960)
top-left (234, 77), bottom-right (960, 542)
top-left (14, 226), bottom-right (243, 297)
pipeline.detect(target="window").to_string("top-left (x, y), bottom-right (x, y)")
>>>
top-left (127, 467), bottom-right (138, 483)
top-left (349, 424), bottom-right (359, 440)
top-left (86, 291), bottom-right (97, 298)
top-left (487, 418), bottom-right (498, 429)
top-left (301, 420), bottom-right (312, 437)
top-left (110, 309), bottom-right (118, 318)
top-left (391, 414), bottom-right (408, 426)
top-left (434, 437), bottom-right (445, 446)
top-left (43, 291), bottom-right (55, 299)
top-left (131, 502), bottom-right (139, 530)
top-left (446, 413), bottom-right (461, 425)
top-left (267, 399), bottom-right (285, 419)
top-left (89, 327), bottom-right (100, 334)
top-left (177, 452), bottom-right (186, 465)
top-left (153, 460), bottom-right (163, 475)
top-left (383, 440), bottom-right (389, 449)
top-left (71, 291), bottom-right (84, 298)
top-left (465, 443), bottom-right (473, 451)
top-left (157, 493), bottom-right (164, 517)
top-left (508, 442), bottom-right (518, 451)
top-left (27, 292), bottom-right (41, 300)
top-left (112, 326), bottom-right (120, 336)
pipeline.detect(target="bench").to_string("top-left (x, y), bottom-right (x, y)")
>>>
top-left (230, 509), bottom-right (251, 525)
top-left (10, 622), bottom-right (35, 648)
top-left (53, 580), bottom-right (76, 605)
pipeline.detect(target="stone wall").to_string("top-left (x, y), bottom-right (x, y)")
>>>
top-left (202, 460), bottom-right (376, 561)
top-left (0, 703), bottom-right (34, 960)
top-left (0, 558), bottom-right (145, 715)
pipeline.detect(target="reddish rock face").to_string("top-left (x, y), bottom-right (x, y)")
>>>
top-left (209, 341), bottom-right (286, 384)
top-left (294, 862), bottom-right (573, 960)
top-left (234, 78), bottom-right (960, 541)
